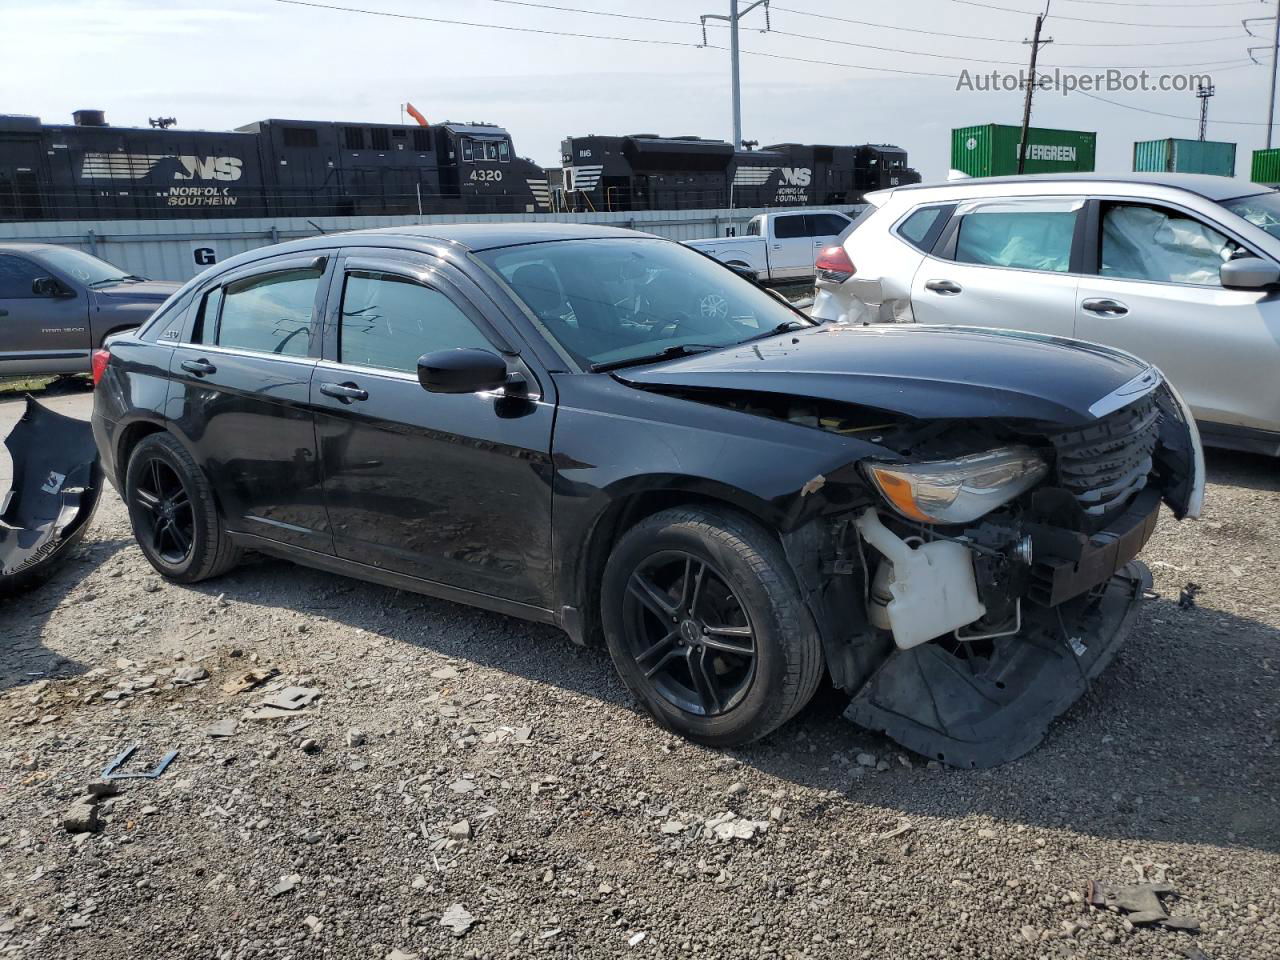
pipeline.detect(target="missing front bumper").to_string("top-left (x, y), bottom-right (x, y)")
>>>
top-left (0, 397), bottom-right (102, 599)
top-left (844, 562), bottom-right (1152, 768)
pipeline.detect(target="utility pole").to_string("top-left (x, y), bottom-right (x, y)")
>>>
top-left (701, 0), bottom-right (770, 148)
top-left (1196, 81), bottom-right (1215, 141)
top-left (1244, 7), bottom-right (1280, 149)
top-left (1017, 3), bottom-right (1053, 175)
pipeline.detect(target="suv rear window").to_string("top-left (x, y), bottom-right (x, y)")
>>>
top-left (896, 205), bottom-right (953, 252)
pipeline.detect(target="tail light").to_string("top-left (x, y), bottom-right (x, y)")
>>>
top-left (815, 245), bottom-right (856, 283)
top-left (91, 348), bottom-right (110, 386)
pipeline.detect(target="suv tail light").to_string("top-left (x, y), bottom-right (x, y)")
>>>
top-left (815, 245), bottom-right (856, 283)
top-left (91, 348), bottom-right (110, 386)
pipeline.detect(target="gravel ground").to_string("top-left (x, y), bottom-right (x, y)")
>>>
top-left (1, 398), bottom-right (1277, 960)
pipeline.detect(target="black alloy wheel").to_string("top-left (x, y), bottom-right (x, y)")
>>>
top-left (601, 506), bottom-right (824, 747)
top-left (131, 456), bottom-right (195, 565)
top-left (123, 432), bottom-right (243, 583)
top-left (623, 551), bottom-right (757, 717)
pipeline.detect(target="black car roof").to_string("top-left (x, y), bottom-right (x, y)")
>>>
top-left (0, 241), bottom-right (72, 255)
top-left (345, 222), bottom-right (655, 251)
top-left (899, 172), bottom-right (1267, 202)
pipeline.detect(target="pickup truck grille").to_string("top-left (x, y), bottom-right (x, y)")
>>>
top-left (1046, 396), bottom-right (1160, 520)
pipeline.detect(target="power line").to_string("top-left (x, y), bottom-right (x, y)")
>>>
top-left (770, 4), bottom-right (1246, 47)
top-left (950, 0), bottom-right (1249, 27)
top-left (1061, 0), bottom-right (1255, 6)
top-left (266, 0), bottom-right (705, 46)
top-left (1078, 88), bottom-right (1270, 124)
top-left (433, 0), bottom-right (693, 26)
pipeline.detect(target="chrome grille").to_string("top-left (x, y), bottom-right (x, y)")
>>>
top-left (1047, 396), bottom-right (1160, 519)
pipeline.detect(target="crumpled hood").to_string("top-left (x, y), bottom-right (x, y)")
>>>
top-left (616, 324), bottom-right (1152, 426)
top-left (93, 280), bottom-right (181, 303)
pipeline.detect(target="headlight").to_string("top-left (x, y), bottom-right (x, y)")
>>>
top-left (864, 447), bottom-right (1049, 525)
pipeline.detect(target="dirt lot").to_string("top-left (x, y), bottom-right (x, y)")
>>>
top-left (1, 393), bottom-right (1277, 960)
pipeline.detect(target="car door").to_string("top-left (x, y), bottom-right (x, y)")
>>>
top-left (768, 213), bottom-right (813, 280)
top-left (165, 251), bottom-right (333, 552)
top-left (909, 196), bottom-right (1084, 335)
top-left (311, 250), bottom-right (555, 608)
top-left (1074, 198), bottom-right (1279, 433)
top-left (0, 252), bottom-right (90, 375)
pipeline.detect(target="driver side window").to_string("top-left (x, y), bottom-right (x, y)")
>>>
top-left (216, 268), bottom-right (322, 356)
top-left (1100, 202), bottom-right (1244, 286)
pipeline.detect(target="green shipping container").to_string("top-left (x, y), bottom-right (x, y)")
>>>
top-left (951, 124), bottom-right (1096, 178)
top-left (1252, 148), bottom-right (1280, 185)
top-left (1133, 138), bottom-right (1236, 176)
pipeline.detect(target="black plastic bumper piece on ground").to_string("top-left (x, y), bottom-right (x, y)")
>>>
top-left (0, 397), bottom-right (103, 599)
top-left (844, 562), bottom-right (1152, 768)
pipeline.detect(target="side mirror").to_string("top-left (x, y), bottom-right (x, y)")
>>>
top-left (1220, 257), bottom-right (1280, 290)
top-left (417, 348), bottom-right (508, 394)
top-left (32, 276), bottom-right (69, 297)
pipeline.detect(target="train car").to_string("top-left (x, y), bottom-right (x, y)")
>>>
top-left (560, 134), bottom-right (735, 211)
top-left (1, 110), bottom-right (266, 221)
top-left (560, 133), bottom-right (920, 213)
top-left (434, 122), bottom-right (551, 214)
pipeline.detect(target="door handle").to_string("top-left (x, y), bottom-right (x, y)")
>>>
top-left (1081, 298), bottom-right (1129, 317)
top-left (320, 381), bottom-right (369, 402)
top-left (180, 358), bottom-right (216, 376)
top-left (925, 279), bottom-right (962, 295)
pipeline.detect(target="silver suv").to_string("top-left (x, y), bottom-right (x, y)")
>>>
top-left (0, 243), bottom-right (179, 376)
top-left (811, 173), bottom-right (1280, 455)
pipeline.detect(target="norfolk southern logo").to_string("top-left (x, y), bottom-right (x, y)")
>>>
top-left (80, 153), bottom-right (244, 181)
top-left (80, 153), bottom-right (244, 207)
top-left (734, 165), bottom-right (813, 201)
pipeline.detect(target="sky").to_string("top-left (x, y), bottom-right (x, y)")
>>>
top-left (5, 0), bottom-right (1279, 180)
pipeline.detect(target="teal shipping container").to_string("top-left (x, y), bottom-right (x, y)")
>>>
top-left (1133, 139), bottom-right (1236, 176)
top-left (951, 124), bottom-right (1096, 178)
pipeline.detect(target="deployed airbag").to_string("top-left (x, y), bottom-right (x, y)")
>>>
top-left (0, 397), bottom-right (102, 599)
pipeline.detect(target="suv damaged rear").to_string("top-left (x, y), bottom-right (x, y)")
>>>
top-left (616, 324), bottom-right (1203, 767)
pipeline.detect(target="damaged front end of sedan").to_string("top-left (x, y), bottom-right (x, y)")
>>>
top-left (621, 329), bottom-right (1204, 767)
top-left (0, 398), bottom-right (103, 599)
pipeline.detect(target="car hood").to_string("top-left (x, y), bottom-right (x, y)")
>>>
top-left (614, 324), bottom-right (1152, 426)
top-left (93, 280), bottom-right (181, 302)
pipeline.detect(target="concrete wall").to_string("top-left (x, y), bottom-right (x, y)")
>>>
top-left (0, 206), bottom-right (862, 282)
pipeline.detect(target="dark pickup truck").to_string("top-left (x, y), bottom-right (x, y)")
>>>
top-left (0, 242), bottom-right (179, 377)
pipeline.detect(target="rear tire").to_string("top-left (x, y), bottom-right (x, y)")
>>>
top-left (124, 433), bottom-right (242, 583)
top-left (601, 506), bottom-right (824, 747)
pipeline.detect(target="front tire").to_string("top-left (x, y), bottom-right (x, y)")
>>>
top-left (601, 507), bottom-right (824, 747)
top-left (124, 433), bottom-right (242, 583)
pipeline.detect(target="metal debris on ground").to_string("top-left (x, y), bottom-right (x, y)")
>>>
top-left (101, 743), bottom-right (179, 781)
top-left (261, 686), bottom-right (320, 710)
top-left (1085, 879), bottom-right (1201, 933)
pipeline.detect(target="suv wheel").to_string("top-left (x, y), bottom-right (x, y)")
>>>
top-left (124, 433), bottom-right (242, 582)
top-left (601, 507), bottom-right (823, 747)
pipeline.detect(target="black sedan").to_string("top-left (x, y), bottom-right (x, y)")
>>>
top-left (91, 224), bottom-right (1204, 765)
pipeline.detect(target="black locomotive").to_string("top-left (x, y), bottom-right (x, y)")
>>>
top-left (0, 111), bottom-right (919, 223)
top-left (0, 111), bottom-right (549, 222)
top-left (558, 134), bottom-right (920, 212)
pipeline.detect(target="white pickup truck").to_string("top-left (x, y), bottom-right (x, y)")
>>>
top-left (684, 209), bottom-right (854, 282)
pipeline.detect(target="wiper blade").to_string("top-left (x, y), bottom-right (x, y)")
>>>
top-left (88, 277), bottom-right (130, 288)
top-left (740, 319), bottom-right (810, 343)
top-left (590, 343), bottom-right (720, 373)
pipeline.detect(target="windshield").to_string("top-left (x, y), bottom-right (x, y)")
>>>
top-left (474, 238), bottom-right (814, 368)
top-left (37, 247), bottom-right (134, 286)
top-left (1220, 192), bottom-right (1280, 240)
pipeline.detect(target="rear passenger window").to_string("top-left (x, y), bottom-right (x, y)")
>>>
top-left (953, 200), bottom-right (1081, 273)
top-left (810, 214), bottom-right (850, 236)
top-left (217, 268), bottom-right (321, 356)
top-left (897, 206), bottom-right (950, 251)
top-left (773, 216), bottom-right (807, 240)
top-left (339, 272), bottom-right (491, 374)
